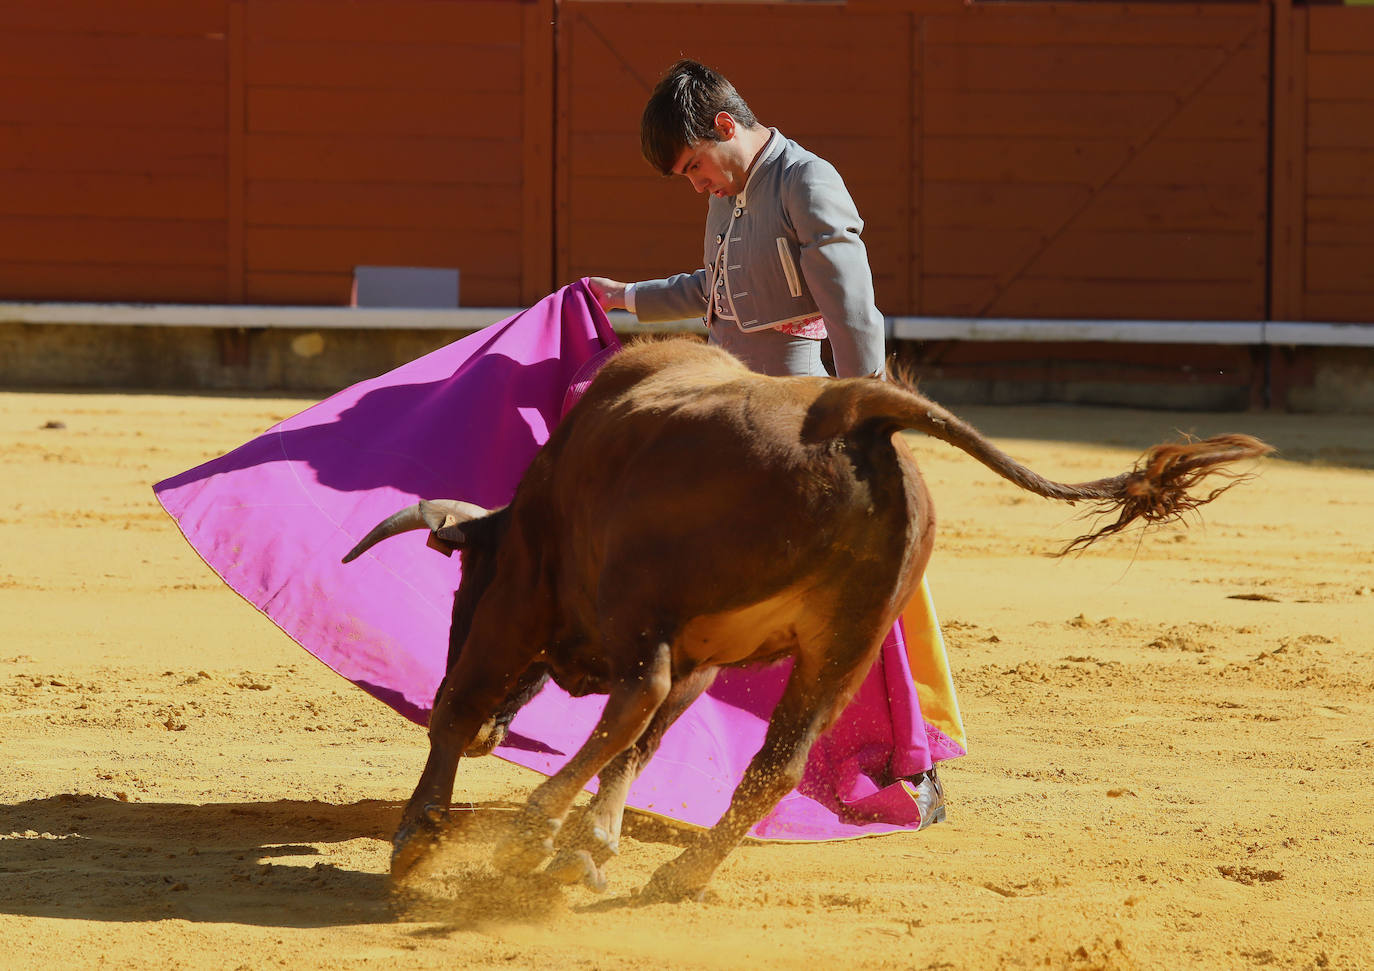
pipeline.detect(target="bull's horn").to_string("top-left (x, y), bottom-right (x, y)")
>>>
top-left (418, 499), bottom-right (490, 537)
top-left (342, 504), bottom-right (426, 563)
top-left (341, 499), bottom-right (490, 564)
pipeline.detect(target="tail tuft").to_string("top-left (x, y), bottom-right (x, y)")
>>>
top-left (1058, 434), bottom-right (1274, 554)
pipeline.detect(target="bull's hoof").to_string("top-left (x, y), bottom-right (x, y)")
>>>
top-left (640, 853), bottom-right (716, 904)
top-left (639, 871), bottom-right (711, 905)
top-left (545, 848), bottom-right (609, 893)
top-left (491, 812), bottom-right (560, 875)
top-left (390, 804), bottom-right (448, 882)
top-left (560, 815), bottom-right (619, 861)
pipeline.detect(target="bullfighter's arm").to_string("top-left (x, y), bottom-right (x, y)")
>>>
top-left (629, 269), bottom-right (710, 323)
top-left (786, 160), bottom-right (887, 379)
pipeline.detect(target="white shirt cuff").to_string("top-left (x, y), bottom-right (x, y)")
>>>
top-left (624, 282), bottom-right (637, 315)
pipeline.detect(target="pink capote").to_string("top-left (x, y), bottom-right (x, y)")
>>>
top-left (154, 281), bottom-right (964, 841)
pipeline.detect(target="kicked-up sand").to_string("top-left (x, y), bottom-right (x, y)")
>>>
top-left (1, 388), bottom-right (1370, 970)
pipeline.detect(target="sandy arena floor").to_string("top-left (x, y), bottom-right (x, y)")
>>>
top-left (2, 388), bottom-right (1370, 970)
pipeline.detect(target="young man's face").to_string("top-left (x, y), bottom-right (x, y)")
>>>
top-left (670, 139), bottom-right (742, 198)
top-left (669, 112), bottom-right (752, 198)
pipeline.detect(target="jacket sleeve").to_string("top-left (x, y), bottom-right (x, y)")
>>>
top-left (630, 270), bottom-right (710, 323)
top-left (786, 161), bottom-right (887, 378)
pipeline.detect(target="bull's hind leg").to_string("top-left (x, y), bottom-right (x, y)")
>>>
top-left (547, 665), bottom-right (718, 891)
top-left (492, 641), bottom-right (673, 876)
top-left (642, 643), bottom-right (879, 902)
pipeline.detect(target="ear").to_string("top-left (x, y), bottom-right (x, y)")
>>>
top-left (418, 499), bottom-right (489, 554)
top-left (713, 111), bottom-right (736, 140)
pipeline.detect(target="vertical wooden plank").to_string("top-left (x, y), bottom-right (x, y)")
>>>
top-left (554, 5), bottom-right (573, 288)
top-left (910, 11), bottom-right (924, 315)
top-left (227, 0), bottom-right (245, 303)
top-left (1289, 7), bottom-right (1308, 322)
top-left (521, 0), bottom-right (555, 304)
top-left (1263, 0), bottom-right (1290, 403)
top-left (1269, 0), bottom-right (1293, 320)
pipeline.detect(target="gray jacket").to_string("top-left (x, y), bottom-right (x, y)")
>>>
top-left (633, 131), bottom-right (887, 378)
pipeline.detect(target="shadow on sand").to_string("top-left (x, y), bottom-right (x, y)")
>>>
top-left (0, 794), bottom-right (399, 926)
top-left (0, 794), bottom-right (701, 929)
top-left (0, 794), bottom-right (600, 929)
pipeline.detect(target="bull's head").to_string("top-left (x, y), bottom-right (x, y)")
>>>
top-left (342, 499), bottom-right (542, 757)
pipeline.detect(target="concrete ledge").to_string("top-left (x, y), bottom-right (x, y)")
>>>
top-left (0, 302), bottom-right (503, 330)
top-left (891, 317), bottom-right (1265, 344)
top-left (0, 302), bottom-right (700, 334)
top-left (1263, 322), bottom-right (1374, 347)
top-left (3, 303), bottom-right (1371, 409)
top-left (5, 302), bottom-right (1369, 347)
top-left (890, 317), bottom-right (1374, 347)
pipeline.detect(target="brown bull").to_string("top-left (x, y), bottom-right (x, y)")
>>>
top-left (343, 337), bottom-right (1270, 901)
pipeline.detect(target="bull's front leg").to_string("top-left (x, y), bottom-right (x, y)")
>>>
top-left (546, 665), bottom-right (718, 892)
top-left (392, 664), bottom-right (524, 881)
top-left (492, 642), bottom-right (673, 877)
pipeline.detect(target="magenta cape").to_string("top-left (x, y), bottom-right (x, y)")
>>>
top-left (154, 281), bottom-right (963, 840)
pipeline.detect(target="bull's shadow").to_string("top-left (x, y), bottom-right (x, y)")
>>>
top-left (0, 794), bottom-right (536, 927)
top-left (0, 794), bottom-right (684, 927)
top-left (0, 794), bottom-right (399, 926)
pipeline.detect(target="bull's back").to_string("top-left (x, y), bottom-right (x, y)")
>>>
top-left (558, 347), bottom-right (902, 604)
top-left (579, 339), bottom-right (747, 405)
top-left (550, 339), bottom-right (822, 497)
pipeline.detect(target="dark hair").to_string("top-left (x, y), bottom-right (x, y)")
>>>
top-left (640, 59), bottom-right (758, 176)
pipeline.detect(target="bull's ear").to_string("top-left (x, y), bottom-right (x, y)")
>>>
top-left (418, 499), bottom-right (490, 548)
top-left (425, 532), bottom-right (457, 557)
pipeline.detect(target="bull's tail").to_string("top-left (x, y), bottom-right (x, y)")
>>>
top-left (800, 377), bottom-right (1274, 554)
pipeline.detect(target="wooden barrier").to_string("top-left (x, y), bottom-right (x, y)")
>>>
top-left (555, 1), bottom-right (1275, 323)
top-left (555, 1), bottom-right (916, 308)
top-left (914, 2), bottom-right (1270, 321)
top-left (231, 0), bottom-right (554, 307)
top-left (0, 0), bottom-right (230, 302)
top-left (0, 0), bottom-right (554, 308)
top-left (0, 0), bottom-right (1368, 334)
top-left (1279, 4), bottom-right (1374, 321)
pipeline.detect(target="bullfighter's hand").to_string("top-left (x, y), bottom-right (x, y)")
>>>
top-left (586, 277), bottom-right (628, 311)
